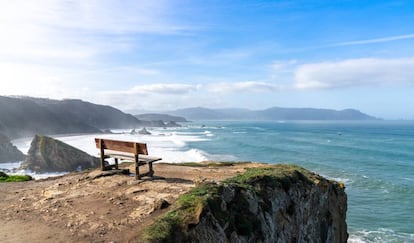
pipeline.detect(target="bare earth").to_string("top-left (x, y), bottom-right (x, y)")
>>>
top-left (0, 162), bottom-right (267, 243)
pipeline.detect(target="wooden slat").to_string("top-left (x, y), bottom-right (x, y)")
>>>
top-left (102, 151), bottom-right (161, 163)
top-left (94, 138), bottom-right (148, 155)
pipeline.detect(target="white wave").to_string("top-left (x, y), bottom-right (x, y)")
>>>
top-left (349, 228), bottom-right (414, 243)
top-left (14, 168), bottom-right (68, 180)
top-left (11, 137), bottom-right (33, 154)
top-left (330, 177), bottom-right (352, 184)
top-left (148, 147), bottom-right (209, 163)
top-left (0, 161), bottom-right (23, 171)
top-left (204, 130), bottom-right (214, 137)
top-left (403, 177), bottom-right (414, 182)
top-left (8, 129), bottom-right (221, 177)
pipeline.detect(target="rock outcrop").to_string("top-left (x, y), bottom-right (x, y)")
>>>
top-left (138, 128), bottom-right (151, 135)
top-left (0, 133), bottom-right (25, 163)
top-left (19, 135), bottom-right (100, 172)
top-left (144, 164), bottom-right (348, 242)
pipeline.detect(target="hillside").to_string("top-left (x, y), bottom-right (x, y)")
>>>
top-left (168, 106), bottom-right (378, 121)
top-left (0, 96), bottom-right (180, 139)
top-left (0, 96), bottom-right (100, 139)
top-left (135, 113), bottom-right (188, 122)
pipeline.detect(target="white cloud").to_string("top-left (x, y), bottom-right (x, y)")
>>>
top-left (335, 34), bottom-right (414, 46)
top-left (294, 58), bottom-right (414, 89)
top-left (103, 83), bottom-right (201, 96)
top-left (207, 81), bottom-right (282, 93)
top-left (271, 60), bottom-right (297, 72)
top-left (0, 0), bottom-right (189, 62)
top-left (128, 83), bottom-right (201, 95)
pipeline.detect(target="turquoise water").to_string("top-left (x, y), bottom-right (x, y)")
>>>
top-left (176, 121), bottom-right (414, 242)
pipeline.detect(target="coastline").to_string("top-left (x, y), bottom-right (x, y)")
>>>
top-left (2, 121), bottom-right (414, 241)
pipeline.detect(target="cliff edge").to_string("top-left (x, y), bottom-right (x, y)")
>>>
top-left (144, 164), bottom-right (347, 242)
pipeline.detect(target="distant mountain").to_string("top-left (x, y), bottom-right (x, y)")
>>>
top-left (168, 107), bottom-right (378, 121)
top-left (0, 96), bottom-right (100, 139)
top-left (0, 96), bottom-right (179, 139)
top-left (135, 113), bottom-right (188, 122)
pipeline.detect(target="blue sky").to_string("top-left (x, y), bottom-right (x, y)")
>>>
top-left (1, 0), bottom-right (414, 119)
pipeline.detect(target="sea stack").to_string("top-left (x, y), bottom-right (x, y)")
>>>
top-left (20, 134), bottom-right (100, 172)
top-left (138, 127), bottom-right (151, 135)
top-left (0, 133), bottom-right (25, 163)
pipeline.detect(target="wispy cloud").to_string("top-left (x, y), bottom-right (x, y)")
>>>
top-left (334, 34), bottom-right (414, 46)
top-left (207, 81), bottom-right (282, 93)
top-left (103, 83), bottom-right (201, 96)
top-left (294, 57), bottom-right (414, 89)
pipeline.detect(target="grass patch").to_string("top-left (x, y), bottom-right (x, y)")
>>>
top-left (143, 183), bottom-right (219, 242)
top-left (0, 174), bottom-right (33, 183)
top-left (224, 164), bottom-right (315, 188)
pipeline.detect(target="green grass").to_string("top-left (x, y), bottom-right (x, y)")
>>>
top-left (0, 174), bottom-right (33, 182)
top-left (142, 183), bottom-right (218, 242)
top-left (224, 164), bottom-right (315, 188)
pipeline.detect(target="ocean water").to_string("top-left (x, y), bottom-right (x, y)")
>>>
top-left (3, 121), bottom-right (414, 242)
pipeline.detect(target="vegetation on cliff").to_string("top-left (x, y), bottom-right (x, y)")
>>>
top-left (143, 164), bottom-right (347, 242)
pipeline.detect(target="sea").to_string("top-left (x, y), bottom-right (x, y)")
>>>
top-left (2, 120), bottom-right (414, 242)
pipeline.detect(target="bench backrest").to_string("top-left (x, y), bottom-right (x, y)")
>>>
top-left (95, 138), bottom-right (148, 155)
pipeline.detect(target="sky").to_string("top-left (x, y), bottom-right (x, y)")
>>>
top-left (1, 0), bottom-right (414, 119)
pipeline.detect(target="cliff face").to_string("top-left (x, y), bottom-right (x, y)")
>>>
top-left (0, 133), bottom-right (25, 163)
top-left (19, 135), bottom-right (100, 172)
top-left (144, 165), bottom-right (347, 242)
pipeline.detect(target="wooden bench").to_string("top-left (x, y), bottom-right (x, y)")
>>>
top-left (95, 138), bottom-right (162, 180)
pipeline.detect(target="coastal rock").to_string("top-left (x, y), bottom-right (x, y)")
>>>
top-left (165, 121), bottom-right (182, 127)
top-left (138, 128), bottom-right (151, 135)
top-left (144, 164), bottom-right (348, 242)
top-left (0, 133), bottom-right (25, 163)
top-left (19, 135), bottom-right (100, 172)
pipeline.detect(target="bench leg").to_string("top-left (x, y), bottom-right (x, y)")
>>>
top-left (149, 162), bottom-right (154, 177)
top-left (114, 158), bottom-right (119, 170)
top-left (100, 156), bottom-right (107, 171)
top-left (135, 155), bottom-right (140, 180)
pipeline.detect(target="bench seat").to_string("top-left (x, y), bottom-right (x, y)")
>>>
top-left (95, 138), bottom-right (162, 179)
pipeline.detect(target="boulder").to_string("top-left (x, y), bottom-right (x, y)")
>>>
top-left (0, 133), bottom-right (25, 163)
top-left (19, 135), bottom-right (100, 172)
top-left (165, 121), bottom-right (182, 127)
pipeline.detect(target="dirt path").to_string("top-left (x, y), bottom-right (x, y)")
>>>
top-left (0, 162), bottom-right (265, 242)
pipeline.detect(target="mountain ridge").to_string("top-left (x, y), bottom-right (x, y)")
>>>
top-left (167, 106), bottom-right (379, 121)
top-left (0, 96), bottom-right (179, 139)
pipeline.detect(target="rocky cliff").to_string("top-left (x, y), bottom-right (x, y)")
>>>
top-left (0, 133), bottom-right (25, 163)
top-left (19, 135), bottom-right (100, 172)
top-left (144, 164), bottom-right (348, 242)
